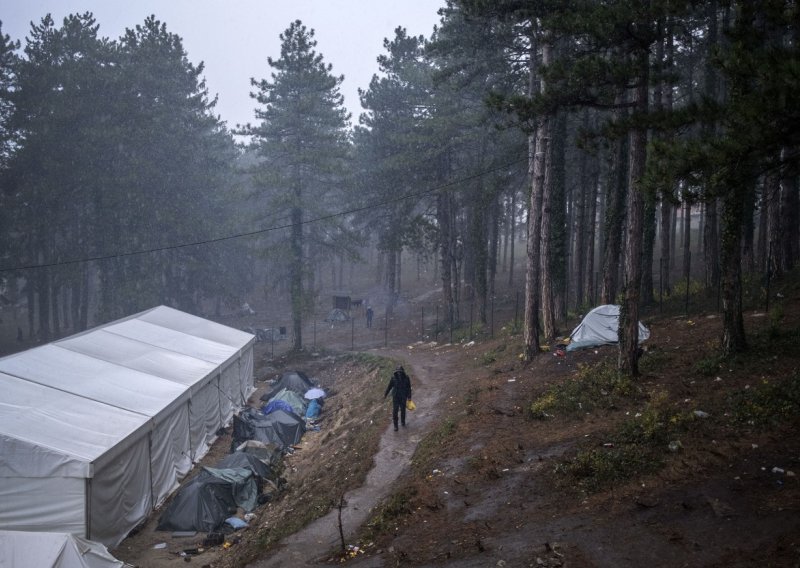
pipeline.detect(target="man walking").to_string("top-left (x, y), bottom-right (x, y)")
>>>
top-left (384, 365), bottom-right (412, 431)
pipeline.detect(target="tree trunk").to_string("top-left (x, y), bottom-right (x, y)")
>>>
top-left (502, 195), bottom-right (510, 273)
top-left (489, 192), bottom-right (500, 303)
top-left (508, 192), bottom-right (516, 288)
top-left (600, 119), bottom-right (628, 304)
top-left (721, 187), bottom-right (748, 354)
top-left (779, 148), bottom-right (799, 273)
top-left (766, 171), bottom-right (781, 278)
top-left (619, 50), bottom-right (648, 378)
top-left (682, 198), bottom-right (692, 284)
top-left (550, 109), bottom-right (568, 324)
top-left (586, 162), bottom-right (599, 308)
top-left (704, 198), bottom-right (720, 292)
top-left (574, 114), bottom-right (589, 308)
top-left (641, 192), bottom-right (657, 305)
top-left (539, 44), bottom-right (556, 341)
top-left (290, 203), bottom-right (304, 351)
top-left (523, 31), bottom-right (544, 360)
top-left (438, 191), bottom-right (455, 326)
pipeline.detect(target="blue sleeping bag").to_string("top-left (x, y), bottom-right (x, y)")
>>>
top-left (305, 398), bottom-right (322, 419)
top-left (262, 400), bottom-right (294, 416)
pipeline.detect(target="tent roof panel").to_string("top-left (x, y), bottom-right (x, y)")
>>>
top-left (0, 345), bottom-right (188, 417)
top-left (0, 372), bottom-right (147, 475)
top-left (103, 319), bottom-right (238, 366)
top-left (136, 306), bottom-right (254, 349)
top-left (56, 330), bottom-right (219, 388)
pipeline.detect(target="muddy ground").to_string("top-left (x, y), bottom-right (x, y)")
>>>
top-left (116, 276), bottom-right (800, 568)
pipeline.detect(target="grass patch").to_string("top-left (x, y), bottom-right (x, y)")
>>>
top-left (411, 417), bottom-right (458, 475)
top-left (529, 361), bottom-right (640, 419)
top-left (637, 348), bottom-right (672, 374)
top-left (728, 372), bottom-right (800, 427)
top-left (479, 351), bottom-right (497, 365)
top-left (694, 353), bottom-right (726, 377)
top-left (555, 390), bottom-right (695, 493)
top-left (348, 352), bottom-right (396, 375)
top-left (555, 445), bottom-right (661, 494)
top-left (362, 487), bottom-right (417, 537)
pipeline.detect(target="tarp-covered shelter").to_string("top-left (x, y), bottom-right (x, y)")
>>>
top-left (216, 452), bottom-right (277, 483)
top-left (0, 306), bottom-right (255, 547)
top-left (567, 304), bottom-right (650, 352)
top-left (325, 308), bottom-right (349, 323)
top-left (267, 387), bottom-right (308, 416)
top-left (233, 408), bottom-right (306, 450)
top-left (156, 467), bottom-right (257, 533)
top-left (260, 370), bottom-right (314, 402)
top-left (0, 530), bottom-right (129, 568)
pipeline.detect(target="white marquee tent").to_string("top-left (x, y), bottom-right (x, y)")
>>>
top-left (0, 530), bottom-right (130, 568)
top-left (0, 306), bottom-right (254, 548)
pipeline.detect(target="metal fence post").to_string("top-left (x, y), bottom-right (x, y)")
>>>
top-left (659, 257), bottom-right (663, 314)
top-left (490, 295), bottom-right (494, 338)
top-left (469, 300), bottom-right (474, 340)
top-left (421, 306), bottom-right (425, 339)
top-left (449, 308), bottom-right (453, 344)
top-left (685, 251), bottom-right (691, 315)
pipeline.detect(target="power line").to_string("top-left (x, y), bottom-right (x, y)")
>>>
top-left (0, 155), bottom-right (528, 274)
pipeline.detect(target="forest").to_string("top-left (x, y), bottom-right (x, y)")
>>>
top-left (0, 1), bottom-right (798, 375)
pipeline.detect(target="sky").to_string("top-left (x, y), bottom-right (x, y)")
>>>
top-left (0, 0), bottom-right (445, 130)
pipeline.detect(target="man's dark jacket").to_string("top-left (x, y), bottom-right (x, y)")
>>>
top-left (384, 368), bottom-right (412, 402)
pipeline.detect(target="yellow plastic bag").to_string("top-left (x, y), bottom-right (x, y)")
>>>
top-left (406, 399), bottom-right (416, 411)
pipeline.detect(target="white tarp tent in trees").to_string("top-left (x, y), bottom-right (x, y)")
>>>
top-left (0, 306), bottom-right (254, 548)
top-left (567, 304), bottom-right (650, 351)
top-left (0, 530), bottom-right (129, 568)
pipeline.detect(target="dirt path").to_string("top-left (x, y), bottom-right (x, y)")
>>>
top-left (248, 344), bottom-right (460, 567)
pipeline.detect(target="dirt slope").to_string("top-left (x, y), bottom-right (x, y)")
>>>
top-left (338, 310), bottom-right (800, 567)
top-left (117, 279), bottom-right (800, 568)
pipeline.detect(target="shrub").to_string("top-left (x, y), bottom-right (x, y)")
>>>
top-left (529, 361), bottom-right (639, 419)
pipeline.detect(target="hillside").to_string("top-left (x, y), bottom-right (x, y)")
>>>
top-left (117, 272), bottom-right (800, 567)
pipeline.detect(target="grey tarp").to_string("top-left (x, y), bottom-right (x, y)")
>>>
top-left (260, 370), bottom-right (314, 402)
top-left (266, 388), bottom-right (308, 416)
top-left (232, 408), bottom-right (306, 450)
top-left (216, 452), bottom-right (277, 483)
top-left (156, 467), bottom-right (256, 532)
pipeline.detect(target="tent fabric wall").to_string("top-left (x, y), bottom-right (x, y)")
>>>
top-left (0, 306), bottom-right (255, 548)
top-left (0, 476), bottom-right (85, 535)
top-left (148, 405), bottom-right (192, 507)
top-left (0, 530), bottom-right (128, 568)
top-left (90, 437), bottom-right (153, 546)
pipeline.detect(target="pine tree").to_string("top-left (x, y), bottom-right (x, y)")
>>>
top-left (243, 21), bottom-right (351, 351)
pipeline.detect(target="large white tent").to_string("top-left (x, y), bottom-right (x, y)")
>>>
top-left (0, 306), bottom-right (254, 548)
top-left (0, 530), bottom-right (130, 568)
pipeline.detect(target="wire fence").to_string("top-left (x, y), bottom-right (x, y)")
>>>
top-left (248, 260), bottom-right (778, 363)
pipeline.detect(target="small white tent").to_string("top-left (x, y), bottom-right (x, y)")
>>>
top-left (0, 530), bottom-right (129, 568)
top-left (0, 306), bottom-right (254, 547)
top-left (567, 304), bottom-right (650, 352)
